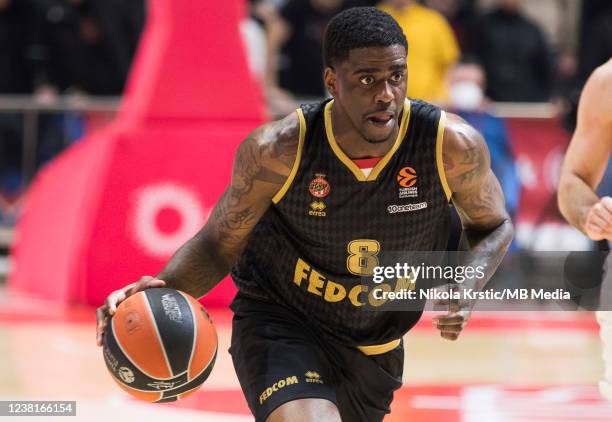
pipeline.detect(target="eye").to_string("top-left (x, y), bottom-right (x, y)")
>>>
top-left (390, 72), bottom-right (404, 83)
top-left (359, 75), bottom-right (375, 85)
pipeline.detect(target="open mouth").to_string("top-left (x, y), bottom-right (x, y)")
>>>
top-left (366, 112), bottom-right (395, 127)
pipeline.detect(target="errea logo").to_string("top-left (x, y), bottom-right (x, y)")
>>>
top-left (308, 201), bottom-right (327, 217)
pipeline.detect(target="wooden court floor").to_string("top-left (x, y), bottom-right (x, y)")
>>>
top-left (1, 287), bottom-right (611, 422)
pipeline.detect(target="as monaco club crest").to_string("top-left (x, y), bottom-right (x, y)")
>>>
top-left (309, 174), bottom-right (330, 198)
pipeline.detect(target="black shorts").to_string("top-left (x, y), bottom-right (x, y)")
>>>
top-left (229, 294), bottom-right (404, 422)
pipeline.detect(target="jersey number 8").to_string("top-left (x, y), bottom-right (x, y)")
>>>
top-left (347, 239), bottom-right (381, 276)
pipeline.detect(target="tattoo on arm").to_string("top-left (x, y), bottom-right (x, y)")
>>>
top-left (158, 114), bottom-right (300, 297)
top-left (455, 172), bottom-right (502, 228)
top-left (442, 113), bottom-right (514, 289)
top-left (444, 113), bottom-right (507, 230)
top-left (443, 153), bottom-right (455, 171)
top-left (457, 145), bottom-right (486, 185)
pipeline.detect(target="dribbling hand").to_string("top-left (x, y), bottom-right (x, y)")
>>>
top-left (95, 276), bottom-right (166, 346)
top-left (432, 284), bottom-right (473, 341)
top-left (585, 196), bottom-right (612, 241)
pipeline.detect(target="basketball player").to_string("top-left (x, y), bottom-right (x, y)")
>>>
top-left (96, 8), bottom-right (513, 421)
top-left (558, 58), bottom-right (612, 402)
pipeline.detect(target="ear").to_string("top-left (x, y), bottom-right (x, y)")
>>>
top-left (324, 67), bottom-right (338, 97)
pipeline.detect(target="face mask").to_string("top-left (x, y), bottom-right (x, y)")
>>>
top-left (449, 81), bottom-right (484, 111)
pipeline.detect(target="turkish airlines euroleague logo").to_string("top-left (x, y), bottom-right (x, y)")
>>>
top-left (397, 167), bottom-right (417, 187)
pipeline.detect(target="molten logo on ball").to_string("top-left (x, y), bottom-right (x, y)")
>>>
top-left (397, 167), bottom-right (417, 188)
top-left (161, 293), bottom-right (183, 323)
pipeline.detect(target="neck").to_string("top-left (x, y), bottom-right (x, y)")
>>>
top-left (330, 101), bottom-right (400, 159)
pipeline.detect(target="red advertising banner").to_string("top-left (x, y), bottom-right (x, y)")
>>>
top-left (507, 118), bottom-right (591, 250)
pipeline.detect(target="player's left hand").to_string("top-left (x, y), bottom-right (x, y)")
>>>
top-left (584, 196), bottom-right (612, 241)
top-left (431, 284), bottom-right (474, 341)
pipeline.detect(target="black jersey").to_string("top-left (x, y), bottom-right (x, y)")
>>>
top-left (231, 98), bottom-right (451, 347)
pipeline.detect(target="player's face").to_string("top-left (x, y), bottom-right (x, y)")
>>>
top-left (325, 45), bottom-right (407, 144)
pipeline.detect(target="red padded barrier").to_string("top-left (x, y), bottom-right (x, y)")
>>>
top-left (9, 0), bottom-right (263, 307)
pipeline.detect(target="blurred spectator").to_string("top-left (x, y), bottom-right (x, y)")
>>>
top-left (0, 0), bottom-right (33, 204)
top-left (379, 0), bottom-right (459, 103)
top-left (578, 0), bottom-right (612, 69)
top-left (264, 0), bottom-right (371, 116)
top-left (266, 0), bottom-right (344, 99)
top-left (29, 0), bottom-right (145, 96)
top-left (248, 0), bottom-right (296, 117)
top-left (554, 50), bottom-right (580, 133)
top-left (579, 10), bottom-right (612, 83)
top-left (557, 2), bottom-right (612, 135)
top-left (469, 0), bottom-right (554, 102)
top-left (266, 0), bottom-right (372, 99)
top-left (242, 1), bottom-right (268, 84)
top-left (0, 0), bottom-right (33, 94)
top-left (553, 1), bottom-right (612, 134)
top-left (425, 0), bottom-right (477, 52)
top-left (20, 0), bottom-right (146, 192)
top-left (447, 59), bottom-right (520, 220)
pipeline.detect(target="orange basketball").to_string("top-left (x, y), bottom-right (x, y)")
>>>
top-left (102, 288), bottom-right (217, 402)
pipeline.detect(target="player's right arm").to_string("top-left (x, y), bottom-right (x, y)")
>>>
top-left (96, 112), bottom-right (301, 345)
top-left (558, 60), bottom-right (612, 241)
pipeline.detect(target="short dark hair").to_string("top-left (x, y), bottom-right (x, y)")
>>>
top-left (323, 7), bottom-right (408, 68)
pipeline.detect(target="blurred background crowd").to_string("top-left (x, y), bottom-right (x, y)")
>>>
top-left (0, 0), bottom-right (144, 230)
top-left (249, 0), bottom-right (611, 111)
top-left (1, 0), bottom-right (612, 276)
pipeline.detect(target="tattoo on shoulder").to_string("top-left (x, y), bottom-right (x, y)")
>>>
top-left (442, 114), bottom-right (509, 229)
top-left (457, 144), bottom-right (487, 184)
top-left (205, 115), bottom-right (300, 250)
top-left (233, 116), bottom-right (300, 197)
top-left (443, 116), bottom-right (489, 191)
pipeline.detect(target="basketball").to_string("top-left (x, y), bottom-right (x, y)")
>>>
top-left (102, 288), bottom-right (217, 403)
